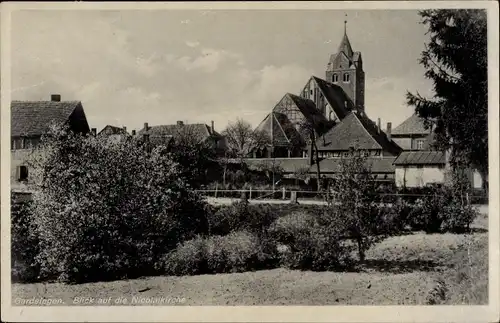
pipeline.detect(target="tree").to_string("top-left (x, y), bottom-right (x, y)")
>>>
top-left (406, 9), bottom-right (488, 189)
top-left (27, 124), bottom-right (209, 283)
top-left (328, 147), bottom-right (381, 262)
top-left (167, 125), bottom-right (218, 188)
top-left (221, 119), bottom-right (270, 160)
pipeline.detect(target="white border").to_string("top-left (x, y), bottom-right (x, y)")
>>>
top-left (1, 2), bottom-right (499, 322)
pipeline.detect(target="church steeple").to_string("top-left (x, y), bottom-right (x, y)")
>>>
top-left (326, 13), bottom-right (365, 111)
top-left (337, 15), bottom-right (353, 58)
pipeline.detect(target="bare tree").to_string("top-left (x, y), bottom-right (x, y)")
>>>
top-left (221, 118), bottom-right (270, 161)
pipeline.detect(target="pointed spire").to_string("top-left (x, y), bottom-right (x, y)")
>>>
top-left (337, 13), bottom-right (353, 58)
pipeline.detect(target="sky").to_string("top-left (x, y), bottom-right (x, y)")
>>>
top-left (10, 9), bottom-right (435, 133)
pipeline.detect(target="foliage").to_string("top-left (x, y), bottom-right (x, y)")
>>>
top-left (166, 124), bottom-right (219, 189)
top-left (268, 212), bottom-right (356, 271)
top-left (164, 231), bottom-right (278, 276)
top-left (406, 9), bottom-right (488, 188)
top-left (28, 125), bottom-right (209, 283)
top-left (408, 170), bottom-right (478, 233)
top-left (327, 147), bottom-right (387, 262)
top-left (11, 196), bottom-right (40, 283)
top-left (207, 201), bottom-right (280, 236)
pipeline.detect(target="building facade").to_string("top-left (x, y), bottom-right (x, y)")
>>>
top-left (11, 94), bottom-right (91, 192)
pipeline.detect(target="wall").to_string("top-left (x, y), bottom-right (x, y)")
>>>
top-left (11, 148), bottom-right (44, 192)
top-left (392, 137), bottom-right (412, 150)
top-left (395, 166), bottom-right (445, 188)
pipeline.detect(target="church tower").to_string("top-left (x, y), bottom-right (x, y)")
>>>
top-left (326, 18), bottom-right (365, 111)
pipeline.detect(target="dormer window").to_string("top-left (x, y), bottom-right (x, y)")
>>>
top-left (332, 73), bottom-right (338, 83)
top-left (343, 73), bottom-right (350, 83)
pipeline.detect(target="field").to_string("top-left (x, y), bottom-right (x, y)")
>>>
top-left (11, 210), bottom-right (488, 306)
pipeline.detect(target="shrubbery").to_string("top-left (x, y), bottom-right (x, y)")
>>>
top-left (164, 231), bottom-right (278, 275)
top-left (26, 125), bottom-right (209, 283)
top-left (11, 196), bottom-right (39, 283)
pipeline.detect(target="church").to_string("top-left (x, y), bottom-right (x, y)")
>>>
top-left (251, 21), bottom-right (401, 160)
top-left (246, 21), bottom-right (403, 183)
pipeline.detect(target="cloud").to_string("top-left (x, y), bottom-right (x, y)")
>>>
top-left (173, 48), bottom-right (243, 73)
top-left (185, 41), bottom-right (200, 48)
top-left (180, 19), bottom-right (191, 24)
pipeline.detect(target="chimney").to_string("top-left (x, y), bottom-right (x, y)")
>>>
top-left (91, 128), bottom-right (97, 136)
top-left (144, 122), bottom-right (149, 131)
top-left (177, 120), bottom-right (184, 126)
top-left (377, 118), bottom-right (381, 133)
top-left (131, 130), bottom-right (136, 136)
top-left (51, 94), bottom-right (61, 102)
top-left (386, 122), bottom-right (392, 141)
top-left (211, 120), bottom-right (215, 132)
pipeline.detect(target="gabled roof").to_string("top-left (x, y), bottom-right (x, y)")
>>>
top-left (254, 112), bottom-right (300, 147)
top-left (316, 111), bottom-right (401, 155)
top-left (286, 93), bottom-right (329, 127)
top-left (137, 123), bottom-right (220, 144)
top-left (311, 76), bottom-right (353, 120)
top-left (98, 125), bottom-right (128, 136)
top-left (393, 151), bottom-right (446, 166)
top-left (392, 113), bottom-right (431, 136)
top-left (11, 100), bottom-right (84, 137)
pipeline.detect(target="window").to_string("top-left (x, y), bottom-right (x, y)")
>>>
top-left (343, 151), bottom-right (349, 157)
top-left (310, 89), bottom-right (313, 95)
top-left (332, 74), bottom-right (338, 83)
top-left (17, 166), bottom-right (28, 182)
top-left (416, 140), bottom-right (425, 150)
top-left (364, 150), bottom-right (370, 157)
top-left (343, 73), bottom-right (350, 83)
top-left (374, 150), bottom-right (381, 157)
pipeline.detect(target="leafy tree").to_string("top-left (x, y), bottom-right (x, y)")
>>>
top-left (327, 147), bottom-right (382, 262)
top-left (406, 9), bottom-right (488, 189)
top-left (27, 124), bottom-right (208, 283)
top-left (166, 125), bottom-right (218, 188)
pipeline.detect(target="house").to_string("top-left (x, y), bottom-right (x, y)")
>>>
top-left (11, 94), bottom-right (91, 192)
top-left (136, 120), bottom-right (225, 154)
top-left (98, 125), bottom-right (130, 143)
top-left (392, 114), bottom-right (484, 189)
top-left (391, 113), bottom-right (434, 150)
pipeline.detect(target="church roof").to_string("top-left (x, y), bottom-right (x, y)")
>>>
top-left (311, 76), bottom-right (353, 120)
top-left (315, 111), bottom-right (401, 155)
top-left (254, 112), bottom-right (301, 147)
top-left (286, 93), bottom-right (329, 127)
top-left (392, 113), bottom-right (431, 136)
top-left (337, 32), bottom-right (354, 58)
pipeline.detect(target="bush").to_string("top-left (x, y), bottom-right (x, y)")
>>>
top-left (162, 236), bottom-right (209, 276)
top-left (269, 212), bottom-right (356, 271)
top-left (164, 231), bottom-right (278, 275)
top-left (409, 185), bottom-right (478, 233)
top-left (11, 196), bottom-right (40, 283)
top-left (30, 125), bottom-right (209, 283)
top-left (208, 201), bottom-right (280, 235)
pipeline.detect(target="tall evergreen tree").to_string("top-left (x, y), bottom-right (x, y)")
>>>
top-left (406, 9), bottom-right (488, 189)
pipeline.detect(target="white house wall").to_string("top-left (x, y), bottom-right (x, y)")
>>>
top-left (395, 166), bottom-right (445, 188)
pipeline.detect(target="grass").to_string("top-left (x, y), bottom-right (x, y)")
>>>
top-left (12, 230), bottom-right (488, 306)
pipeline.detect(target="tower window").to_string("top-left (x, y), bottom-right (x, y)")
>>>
top-left (343, 73), bottom-right (350, 83)
top-left (332, 74), bottom-right (338, 83)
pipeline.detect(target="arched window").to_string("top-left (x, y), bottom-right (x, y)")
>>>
top-left (332, 73), bottom-right (338, 83)
top-left (343, 73), bottom-right (350, 83)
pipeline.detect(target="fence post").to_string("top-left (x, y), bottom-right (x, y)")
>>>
top-left (249, 187), bottom-right (252, 200)
top-left (290, 191), bottom-right (298, 204)
top-left (215, 183), bottom-right (218, 198)
top-left (282, 187), bottom-right (286, 200)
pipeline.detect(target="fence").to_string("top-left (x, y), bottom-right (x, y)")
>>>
top-left (195, 188), bottom-right (489, 205)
